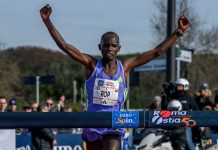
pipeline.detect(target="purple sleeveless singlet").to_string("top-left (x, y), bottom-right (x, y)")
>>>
top-left (82, 59), bottom-right (127, 142)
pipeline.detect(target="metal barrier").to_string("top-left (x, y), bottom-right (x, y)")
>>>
top-left (0, 111), bottom-right (217, 128)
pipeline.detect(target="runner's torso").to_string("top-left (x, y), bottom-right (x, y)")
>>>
top-left (84, 59), bottom-right (127, 112)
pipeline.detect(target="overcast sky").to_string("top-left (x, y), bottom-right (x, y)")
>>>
top-left (0, 0), bottom-right (218, 55)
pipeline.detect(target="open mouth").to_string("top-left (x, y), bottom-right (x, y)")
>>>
top-left (106, 53), bottom-right (113, 57)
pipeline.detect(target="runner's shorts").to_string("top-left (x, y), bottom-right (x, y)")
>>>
top-left (82, 128), bottom-right (125, 142)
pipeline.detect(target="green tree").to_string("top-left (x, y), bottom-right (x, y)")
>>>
top-left (0, 54), bottom-right (21, 99)
top-left (151, 0), bottom-right (218, 53)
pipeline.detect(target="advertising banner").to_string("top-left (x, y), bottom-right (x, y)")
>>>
top-left (0, 130), bottom-right (16, 150)
top-left (112, 111), bottom-right (139, 128)
top-left (16, 133), bottom-right (84, 150)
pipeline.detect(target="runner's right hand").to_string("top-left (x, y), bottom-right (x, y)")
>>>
top-left (40, 4), bottom-right (52, 21)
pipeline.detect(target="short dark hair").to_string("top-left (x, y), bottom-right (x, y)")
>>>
top-left (0, 96), bottom-right (7, 99)
top-left (100, 31), bottom-right (120, 45)
top-left (23, 105), bottom-right (32, 111)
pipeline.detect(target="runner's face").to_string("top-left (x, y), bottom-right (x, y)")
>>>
top-left (99, 36), bottom-right (120, 60)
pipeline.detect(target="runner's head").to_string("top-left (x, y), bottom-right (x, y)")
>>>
top-left (98, 31), bottom-right (121, 60)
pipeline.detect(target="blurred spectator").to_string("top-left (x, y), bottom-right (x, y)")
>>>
top-left (211, 103), bottom-right (218, 135)
top-left (30, 104), bottom-right (57, 150)
top-left (166, 100), bottom-right (189, 149)
top-left (213, 103), bottom-right (218, 111)
top-left (31, 103), bottom-right (39, 112)
top-left (194, 83), bottom-right (214, 110)
top-left (56, 95), bottom-right (65, 112)
top-left (23, 105), bottom-right (33, 112)
top-left (58, 105), bottom-right (74, 133)
top-left (0, 96), bottom-right (7, 112)
top-left (81, 102), bottom-right (87, 112)
top-left (46, 95), bottom-right (66, 112)
top-left (38, 105), bottom-right (49, 112)
top-left (148, 96), bottom-right (162, 111)
top-left (45, 97), bottom-right (54, 112)
top-left (7, 98), bottom-right (18, 112)
top-left (192, 105), bottom-right (213, 148)
top-left (17, 105), bottom-right (33, 133)
top-left (65, 105), bottom-right (72, 112)
top-left (166, 78), bottom-right (198, 150)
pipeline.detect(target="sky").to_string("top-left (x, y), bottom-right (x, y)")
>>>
top-left (0, 0), bottom-right (218, 55)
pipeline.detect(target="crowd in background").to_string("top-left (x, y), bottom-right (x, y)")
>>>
top-left (146, 80), bottom-right (218, 149)
top-left (0, 95), bottom-right (77, 113)
top-left (1, 80), bottom-right (218, 149)
top-left (0, 94), bottom-right (84, 150)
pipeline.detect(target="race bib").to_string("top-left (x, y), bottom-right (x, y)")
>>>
top-left (93, 78), bottom-right (119, 106)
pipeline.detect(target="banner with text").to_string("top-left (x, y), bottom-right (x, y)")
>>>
top-left (134, 59), bottom-right (166, 72)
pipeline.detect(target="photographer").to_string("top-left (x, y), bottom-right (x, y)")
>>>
top-left (161, 78), bottom-right (198, 150)
top-left (161, 78), bottom-right (198, 111)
